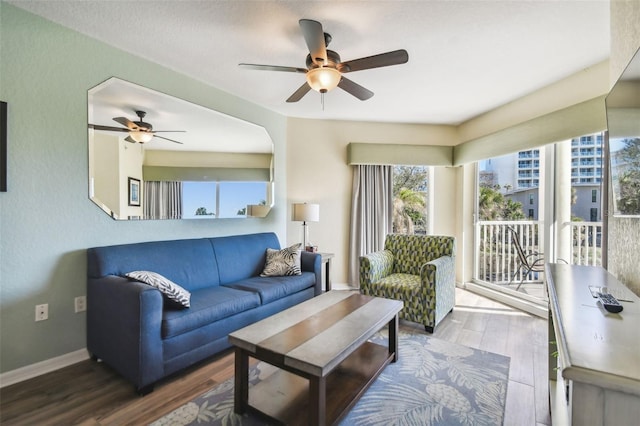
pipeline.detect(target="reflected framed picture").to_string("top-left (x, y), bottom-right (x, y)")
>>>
top-left (128, 177), bottom-right (140, 206)
top-left (1, 101), bottom-right (7, 192)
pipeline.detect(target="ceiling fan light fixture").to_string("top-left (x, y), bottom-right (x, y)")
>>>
top-left (129, 130), bottom-right (153, 143)
top-left (306, 67), bottom-right (341, 93)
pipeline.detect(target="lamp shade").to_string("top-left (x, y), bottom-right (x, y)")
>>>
top-left (305, 67), bottom-right (341, 93)
top-left (293, 203), bottom-right (319, 222)
top-left (246, 204), bottom-right (270, 218)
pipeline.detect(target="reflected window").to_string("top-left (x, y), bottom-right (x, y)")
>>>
top-left (219, 182), bottom-right (268, 218)
top-left (610, 137), bottom-right (640, 216)
top-left (182, 182), bottom-right (217, 219)
top-left (181, 181), bottom-right (268, 219)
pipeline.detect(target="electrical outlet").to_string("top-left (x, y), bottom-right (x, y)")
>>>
top-left (35, 304), bottom-right (48, 321)
top-left (74, 296), bottom-right (86, 313)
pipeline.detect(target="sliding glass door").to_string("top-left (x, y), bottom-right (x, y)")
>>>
top-left (473, 133), bottom-right (604, 307)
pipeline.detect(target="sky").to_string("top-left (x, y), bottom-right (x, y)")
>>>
top-left (182, 181), bottom-right (268, 219)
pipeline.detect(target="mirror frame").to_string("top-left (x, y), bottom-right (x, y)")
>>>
top-left (606, 47), bottom-right (640, 217)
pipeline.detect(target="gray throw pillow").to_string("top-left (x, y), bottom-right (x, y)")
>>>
top-left (260, 243), bottom-right (302, 277)
top-left (125, 270), bottom-right (191, 308)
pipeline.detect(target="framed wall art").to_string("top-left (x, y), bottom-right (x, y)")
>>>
top-left (128, 177), bottom-right (141, 206)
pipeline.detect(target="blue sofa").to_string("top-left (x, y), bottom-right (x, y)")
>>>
top-left (87, 232), bottom-right (321, 394)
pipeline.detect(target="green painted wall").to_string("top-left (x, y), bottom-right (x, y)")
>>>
top-left (0, 4), bottom-right (287, 373)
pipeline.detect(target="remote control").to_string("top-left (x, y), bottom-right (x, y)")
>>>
top-left (596, 292), bottom-right (623, 313)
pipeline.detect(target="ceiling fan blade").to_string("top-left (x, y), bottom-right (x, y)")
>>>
top-left (338, 77), bottom-right (374, 101)
top-left (286, 83), bottom-right (312, 103)
top-left (152, 130), bottom-right (187, 133)
top-left (124, 136), bottom-right (137, 144)
top-left (239, 63), bottom-right (307, 73)
top-left (113, 116), bottom-right (138, 130)
top-left (338, 49), bottom-right (409, 73)
top-left (153, 135), bottom-right (184, 145)
top-left (299, 19), bottom-right (327, 65)
top-left (89, 124), bottom-right (128, 132)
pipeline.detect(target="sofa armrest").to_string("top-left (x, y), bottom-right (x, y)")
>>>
top-left (359, 250), bottom-right (394, 293)
top-left (300, 251), bottom-right (322, 296)
top-left (87, 275), bottom-right (164, 391)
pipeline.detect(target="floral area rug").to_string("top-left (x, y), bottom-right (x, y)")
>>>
top-left (151, 329), bottom-right (510, 426)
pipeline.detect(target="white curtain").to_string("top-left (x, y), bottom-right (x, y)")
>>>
top-left (348, 165), bottom-right (393, 286)
top-left (143, 181), bottom-right (183, 220)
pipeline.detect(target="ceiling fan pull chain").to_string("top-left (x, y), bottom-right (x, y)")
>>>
top-left (321, 92), bottom-right (325, 111)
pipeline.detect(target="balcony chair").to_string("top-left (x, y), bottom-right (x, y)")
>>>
top-left (359, 234), bottom-right (456, 333)
top-left (507, 226), bottom-right (546, 290)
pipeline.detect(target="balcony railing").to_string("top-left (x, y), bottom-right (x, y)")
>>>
top-left (566, 221), bottom-right (602, 266)
top-left (476, 220), bottom-right (602, 287)
top-left (476, 221), bottom-right (543, 285)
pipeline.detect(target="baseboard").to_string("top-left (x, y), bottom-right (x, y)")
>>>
top-left (332, 282), bottom-right (357, 290)
top-left (0, 348), bottom-right (89, 388)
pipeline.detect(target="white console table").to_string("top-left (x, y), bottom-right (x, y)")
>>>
top-left (546, 264), bottom-right (640, 426)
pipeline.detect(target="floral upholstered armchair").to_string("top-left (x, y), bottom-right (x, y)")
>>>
top-left (359, 234), bottom-right (456, 333)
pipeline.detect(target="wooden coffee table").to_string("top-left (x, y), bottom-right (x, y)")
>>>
top-left (228, 291), bottom-right (403, 426)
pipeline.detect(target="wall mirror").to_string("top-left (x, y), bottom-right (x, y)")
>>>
top-left (606, 47), bottom-right (640, 217)
top-left (88, 77), bottom-right (274, 220)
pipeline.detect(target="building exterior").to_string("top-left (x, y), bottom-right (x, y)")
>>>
top-left (480, 133), bottom-right (604, 221)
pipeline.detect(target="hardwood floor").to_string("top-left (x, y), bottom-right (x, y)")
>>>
top-left (0, 287), bottom-right (549, 425)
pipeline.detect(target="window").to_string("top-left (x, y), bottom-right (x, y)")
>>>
top-left (592, 189), bottom-right (597, 203)
top-left (590, 208), bottom-right (598, 222)
top-left (182, 181), bottom-right (268, 219)
top-left (529, 194), bottom-right (534, 204)
top-left (392, 165), bottom-right (428, 234)
top-left (528, 209), bottom-right (535, 219)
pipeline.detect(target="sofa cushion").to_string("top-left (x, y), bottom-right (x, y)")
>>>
top-left (210, 232), bottom-right (280, 284)
top-left (222, 272), bottom-right (315, 304)
top-left (161, 286), bottom-right (260, 339)
top-left (260, 243), bottom-right (302, 277)
top-left (87, 238), bottom-right (220, 292)
top-left (125, 270), bottom-right (191, 308)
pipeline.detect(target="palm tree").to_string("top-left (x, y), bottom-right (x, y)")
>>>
top-left (479, 186), bottom-right (504, 220)
top-left (393, 187), bottom-right (425, 234)
top-left (478, 185), bottom-right (524, 220)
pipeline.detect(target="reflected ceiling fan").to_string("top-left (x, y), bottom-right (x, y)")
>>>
top-left (89, 110), bottom-right (185, 144)
top-left (239, 19), bottom-right (409, 103)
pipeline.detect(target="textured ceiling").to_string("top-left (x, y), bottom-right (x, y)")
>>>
top-left (9, 0), bottom-right (610, 125)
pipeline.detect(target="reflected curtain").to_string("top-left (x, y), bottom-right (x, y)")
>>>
top-left (348, 165), bottom-right (393, 286)
top-left (143, 181), bottom-right (183, 220)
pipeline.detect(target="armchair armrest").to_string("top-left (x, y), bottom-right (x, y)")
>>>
top-left (300, 251), bottom-right (322, 296)
top-left (420, 255), bottom-right (456, 326)
top-left (359, 250), bottom-right (394, 293)
top-left (87, 275), bottom-right (164, 392)
top-left (420, 255), bottom-right (456, 290)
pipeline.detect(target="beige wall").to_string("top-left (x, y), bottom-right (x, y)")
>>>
top-left (458, 61), bottom-right (609, 143)
top-left (286, 118), bottom-right (458, 286)
top-left (119, 139), bottom-right (144, 219)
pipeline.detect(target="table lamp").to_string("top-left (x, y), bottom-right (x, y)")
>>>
top-left (292, 203), bottom-right (320, 251)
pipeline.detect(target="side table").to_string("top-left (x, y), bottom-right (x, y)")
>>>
top-left (319, 252), bottom-right (334, 292)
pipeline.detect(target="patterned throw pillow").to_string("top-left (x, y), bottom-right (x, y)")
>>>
top-left (260, 243), bottom-right (302, 277)
top-left (125, 270), bottom-right (191, 308)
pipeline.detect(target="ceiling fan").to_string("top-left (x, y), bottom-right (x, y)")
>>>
top-left (239, 19), bottom-right (409, 103)
top-left (89, 110), bottom-right (185, 144)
